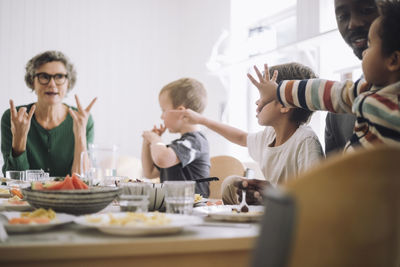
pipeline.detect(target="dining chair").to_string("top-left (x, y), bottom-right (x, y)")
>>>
top-left (252, 145), bottom-right (400, 267)
top-left (209, 155), bottom-right (245, 199)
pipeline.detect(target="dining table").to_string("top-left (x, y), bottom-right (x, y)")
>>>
top-left (0, 205), bottom-right (260, 267)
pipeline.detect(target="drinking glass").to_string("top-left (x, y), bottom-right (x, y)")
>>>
top-left (80, 144), bottom-right (119, 186)
top-left (6, 170), bottom-right (28, 188)
top-left (119, 182), bottom-right (151, 212)
top-left (25, 170), bottom-right (50, 182)
top-left (164, 181), bottom-right (195, 214)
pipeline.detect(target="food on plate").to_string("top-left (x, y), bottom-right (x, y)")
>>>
top-left (10, 188), bottom-right (23, 199)
top-left (206, 200), bottom-right (223, 206)
top-left (85, 212), bottom-right (172, 226)
top-left (8, 208), bottom-right (56, 224)
top-left (0, 188), bottom-right (10, 195)
top-left (231, 208), bottom-right (262, 215)
top-left (194, 194), bottom-right (203, 203)
top-left (7, 195), bottom-right (27, 205)
top-left (32, 174), bottom-right (89, 190)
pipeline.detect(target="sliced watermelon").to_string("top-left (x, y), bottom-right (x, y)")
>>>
top-left (59, 175), bottom-right (75, 190)
top-left (45, 181), bottom-right (64, 190)
top-left (31, 181), bottom-right (44, 190)
top-left (71, 174), bottom-right (83, 189)
top-left (71, 174), bottom-right (89, 189)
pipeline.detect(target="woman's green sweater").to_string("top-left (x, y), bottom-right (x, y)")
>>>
top-left (1, 103), bottom-right (94, 176)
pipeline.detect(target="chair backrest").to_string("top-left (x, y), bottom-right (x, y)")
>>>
top-left (284, 145), bottom-right (400, 267)
top-left (209, 155), bottom-right (245, 199)
top-left (252, 188), bottom-right (296, 267)
top-left (251, 145), bottom-right (400, 267)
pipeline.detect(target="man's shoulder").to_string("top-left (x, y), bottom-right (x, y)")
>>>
top-left (326, 113), bottom-right (357, 127)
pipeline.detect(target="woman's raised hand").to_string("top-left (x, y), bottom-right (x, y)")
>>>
top-left (9, 99), bottom-right (36, 154)
top-left (68, 95), bottom-right (97, 138)
top-left (247, 64), bottom-right (279, 113)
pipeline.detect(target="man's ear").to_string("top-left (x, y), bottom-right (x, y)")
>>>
top-left (387, 51), bottom-right (400, 72)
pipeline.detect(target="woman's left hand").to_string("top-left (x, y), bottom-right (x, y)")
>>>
top-left (68, 95), bottom-right (97, 138)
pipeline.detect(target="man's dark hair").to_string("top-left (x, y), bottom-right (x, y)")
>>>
top-left (269, 62), bottom-right (317, 126)
top-left (377, 0), bottom-right (400, 56)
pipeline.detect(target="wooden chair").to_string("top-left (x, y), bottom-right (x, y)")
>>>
top-left (209, 155), bottom-right (245, 199)
top-left (252, 145), bottom-right (400, 267)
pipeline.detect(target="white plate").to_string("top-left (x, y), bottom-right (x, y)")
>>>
top-left (2, 211), bottom-right (75, 233)
top-left (0, 198), bottom-right (32, 211)
top-left (193, 205), bottom-right (264, 222)
top-left (0, 186), bottom-right (11, 198)
top-left (74, 212), bottom-right (203, 236)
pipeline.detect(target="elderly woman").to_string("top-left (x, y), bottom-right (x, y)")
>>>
top-left (1, 50), bottom-right (96, 176)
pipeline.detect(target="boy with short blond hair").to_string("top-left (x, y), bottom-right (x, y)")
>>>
top-left (141, 78), bottom-right (210, 197)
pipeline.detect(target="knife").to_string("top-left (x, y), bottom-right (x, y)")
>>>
top-left (196, 177), bottom-right (219, 183)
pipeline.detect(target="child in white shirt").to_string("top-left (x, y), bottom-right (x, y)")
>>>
top-left (177, 63), bottom-right (324, 204)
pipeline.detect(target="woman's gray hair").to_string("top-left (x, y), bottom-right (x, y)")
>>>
top-left (24, 50), bottom-right (77, 91)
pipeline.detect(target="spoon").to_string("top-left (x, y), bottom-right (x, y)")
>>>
top-left (239, 168), bottom-right (254, 213)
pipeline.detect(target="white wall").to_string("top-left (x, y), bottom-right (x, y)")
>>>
top-left (0, 0), bottom-right (230, 159)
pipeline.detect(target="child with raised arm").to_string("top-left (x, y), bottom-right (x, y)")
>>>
top-left (141, 78), bottom-right (210, 197)
top-left (250, 0), bottom-right (400, 151)
top-left (179, 63), bottom-right (324, 204)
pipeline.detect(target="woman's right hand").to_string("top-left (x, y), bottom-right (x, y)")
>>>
top-left (9, 99), bottom-right (36, 155)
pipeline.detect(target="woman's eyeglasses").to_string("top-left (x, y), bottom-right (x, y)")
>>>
top-left (34, 72), bottom-right (68, 85)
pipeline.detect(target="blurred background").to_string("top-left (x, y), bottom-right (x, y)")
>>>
top-left (0, 0), bottom-right (361, 167)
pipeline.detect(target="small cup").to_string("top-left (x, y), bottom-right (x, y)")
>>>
top-left (118, 182), bottom-right (151, 212)
top-left (6, 171), bottom-right (29, 188)
top-left (6, 170), bottom-right (26, 180)
top-left (164, 181), bottom-right (195, 214)
top-left (25, 170), bottom-right (49, 182)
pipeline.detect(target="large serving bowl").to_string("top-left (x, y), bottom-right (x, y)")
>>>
top-left (21, 187), bottom-right (121, 215)
top-left (148, 183), bottom-right (166, 211)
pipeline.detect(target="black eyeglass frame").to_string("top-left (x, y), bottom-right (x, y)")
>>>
top-left (34, 72), bottom-right (69, 86)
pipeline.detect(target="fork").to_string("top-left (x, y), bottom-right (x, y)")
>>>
top-left (238, 168), bottom-right (254, 212)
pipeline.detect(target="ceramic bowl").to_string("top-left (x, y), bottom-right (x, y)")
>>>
top-left (21, 187), bottom-right (121, 215)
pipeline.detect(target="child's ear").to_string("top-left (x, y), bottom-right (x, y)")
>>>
top-left (279, 105), bottom-right (291, 114)
top-left (387, 51), bottom-right (400, 72)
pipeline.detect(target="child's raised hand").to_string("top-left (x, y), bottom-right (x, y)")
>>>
top-left (167, 109), bottom-right (204, 125)
top-left (152, 124), bottom-right (166, 136)
top-left (142, 130), bottom-right (162, 144)
top-left (247, 64), bottom-right (278, 113)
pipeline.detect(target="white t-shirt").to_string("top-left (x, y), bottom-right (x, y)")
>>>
top-left (247, 125), bottom-right (324, 185)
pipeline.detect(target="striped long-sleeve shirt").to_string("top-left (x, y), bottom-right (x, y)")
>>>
top-left (277, 78), bottom-right (400, 151)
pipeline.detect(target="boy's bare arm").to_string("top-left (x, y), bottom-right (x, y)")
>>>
top-left (143, 130), bottom-right (180, 168)
top-left (200, 116), bottom-right (248, 147)
top-left (141, 134), bottom-right (160, 178)
top-left (173, 109), bottom-right (248, 147)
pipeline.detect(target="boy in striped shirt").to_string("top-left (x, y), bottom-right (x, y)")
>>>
top-left (248, 0), bottom-right (400, 151)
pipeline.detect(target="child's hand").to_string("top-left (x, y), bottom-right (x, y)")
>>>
top-left (171, 108), bottom-right (204, 124)
top-left (152, 124), bottom-right (166, 136)
top-left (247, 64), bottom-right (279, 113)
top-left (142, 131), bottom-right (162, 144)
